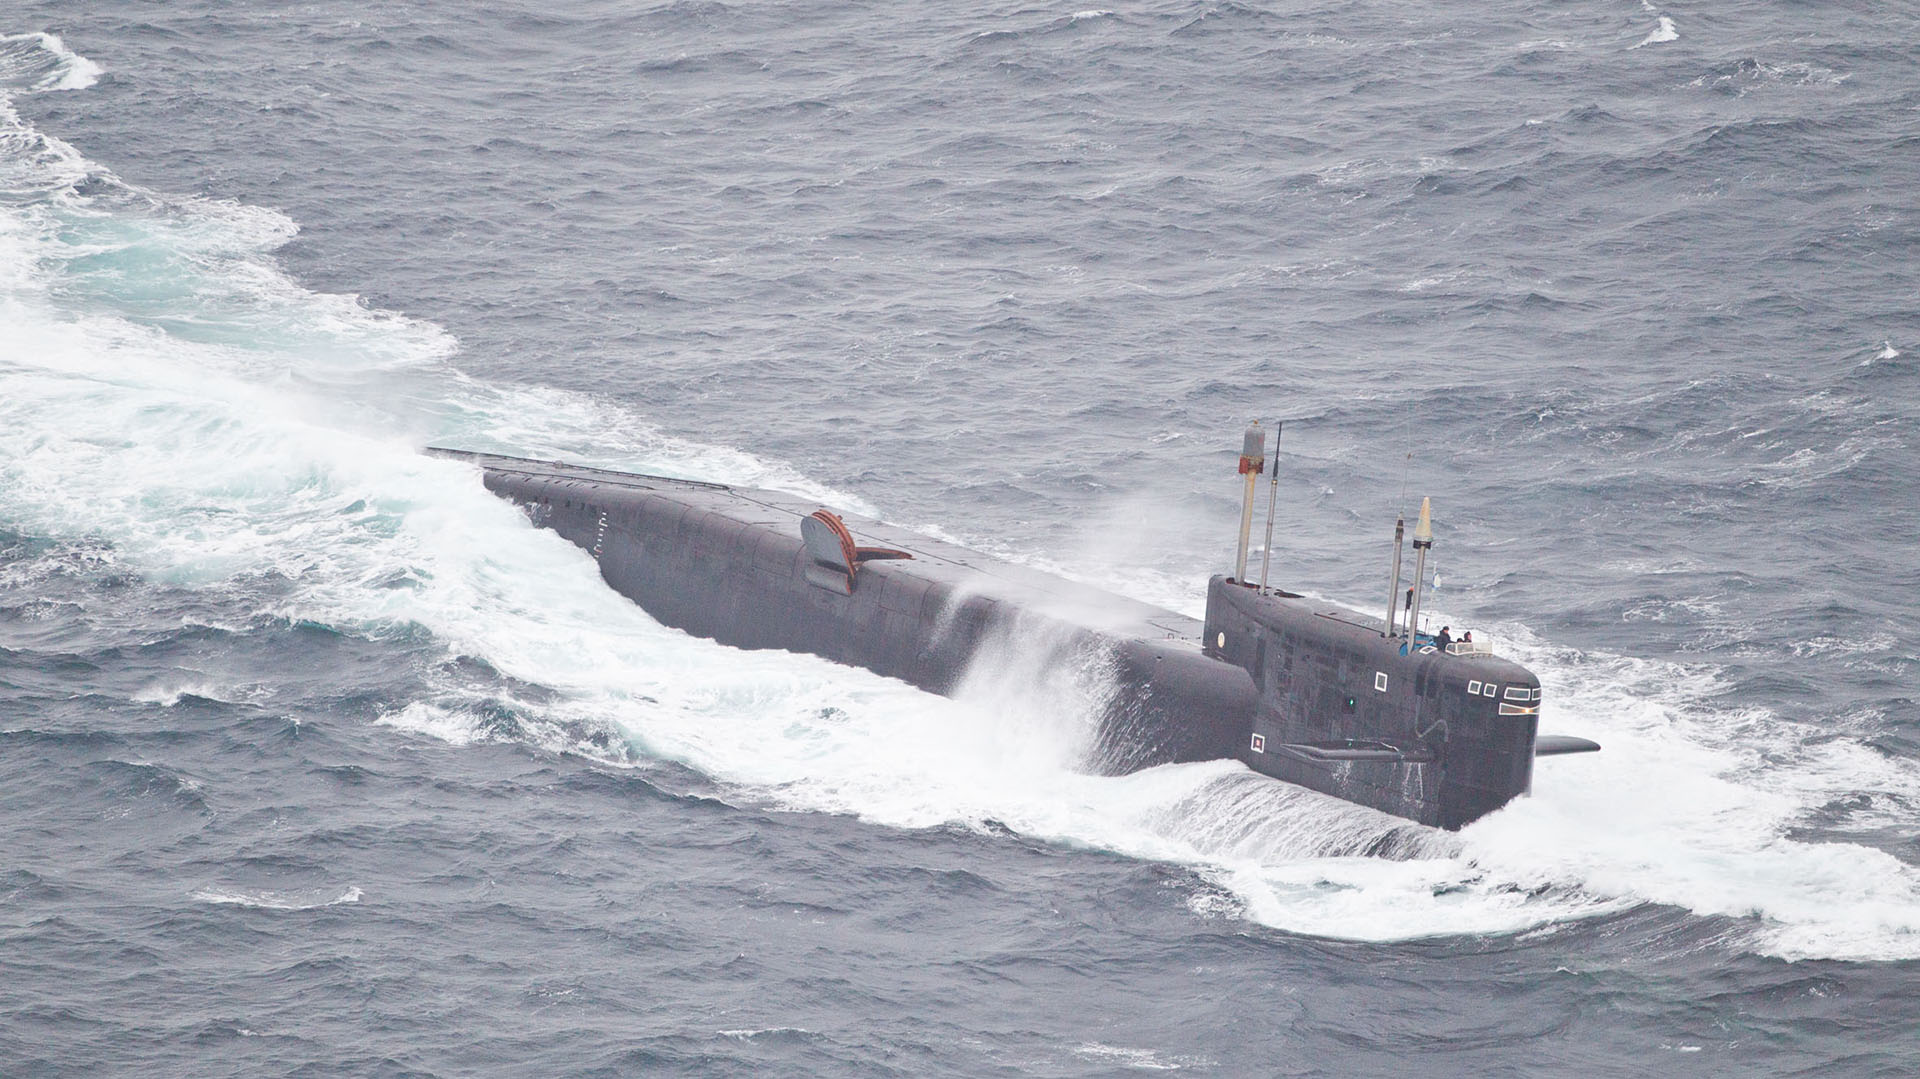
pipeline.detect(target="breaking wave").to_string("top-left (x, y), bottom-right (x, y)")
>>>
top-left (1633, 16), bottom-right (1678, 49)
top-left (0, 32), bottom-right (101, 93)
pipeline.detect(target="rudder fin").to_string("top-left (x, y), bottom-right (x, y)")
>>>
top-left (1533, 734), bottom-right (1601, 756)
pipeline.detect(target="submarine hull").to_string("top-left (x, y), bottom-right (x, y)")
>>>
top-left (433, 448), bottom-right (1568, 829)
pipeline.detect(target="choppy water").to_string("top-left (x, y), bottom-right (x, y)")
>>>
top-left (2, 3), bottom-right (1917, 1075)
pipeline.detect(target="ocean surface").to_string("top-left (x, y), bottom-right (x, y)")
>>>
top-left (2, 1), bottom-right (1917, 1074)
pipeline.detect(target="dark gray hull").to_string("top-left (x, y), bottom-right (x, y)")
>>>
top-left (433, 448), bottom-right (1586, 829)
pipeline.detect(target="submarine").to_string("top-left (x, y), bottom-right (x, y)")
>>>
top-left (428, 424), bottom-right (1597, 830)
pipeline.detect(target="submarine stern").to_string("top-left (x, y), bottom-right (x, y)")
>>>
top-left (430, 447), bottom-right (1258, 778)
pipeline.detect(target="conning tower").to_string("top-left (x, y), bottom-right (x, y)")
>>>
top-left (1201, 424), bottom-right (1595, 829)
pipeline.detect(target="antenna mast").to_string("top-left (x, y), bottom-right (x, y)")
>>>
top-left (1383, 514), bottom-right (1405, 637)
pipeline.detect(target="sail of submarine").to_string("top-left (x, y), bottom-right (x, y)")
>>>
top-left (427, 424), bottom-right (1597, 830)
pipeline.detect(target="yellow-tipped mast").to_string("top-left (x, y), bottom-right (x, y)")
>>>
top-left (1233, 423), bottom-right (1266, 582)
top-left (1405, 497), bottom-right (1433, 646)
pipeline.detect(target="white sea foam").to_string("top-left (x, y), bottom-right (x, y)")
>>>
top-left (1690, 60), bottom-right (1848, 95)
top-left (4, 101), bottom-right (1918, 963)
top-left (377, 701), bottom-right (491, 746)
top-left (1073, 1041), bottom-right (1207, 1070)
top-left (1453, 625), bottom-right (1920, 961)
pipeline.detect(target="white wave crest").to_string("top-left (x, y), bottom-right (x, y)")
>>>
top-left (1633, 16), bottom-right (1678, 49)
top-left (0, 32), bottom-right (102, 93)
top-left (133, 679), bottom-right (267, 707)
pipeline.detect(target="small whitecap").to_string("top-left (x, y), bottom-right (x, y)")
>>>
top-left (376, 701), bottom-right (488, 745)
top-left (720, 1027), bottom-right (814, 1041)
top-left (193, 885), bottom-right (362, 910)
top-left (133, 679), bottom-right (257, 707)
top-left (1633, 17), bottom-right (1678, 49)
top-left (1074, 1042), bottom-right (1199, 1071)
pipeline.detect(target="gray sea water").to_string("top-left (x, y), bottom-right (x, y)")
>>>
top-left (3, 1), bottom-right (1918, 1075)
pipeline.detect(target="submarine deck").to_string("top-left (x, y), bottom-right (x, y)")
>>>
top-left (428, 447), bottom-right (1208, 650)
